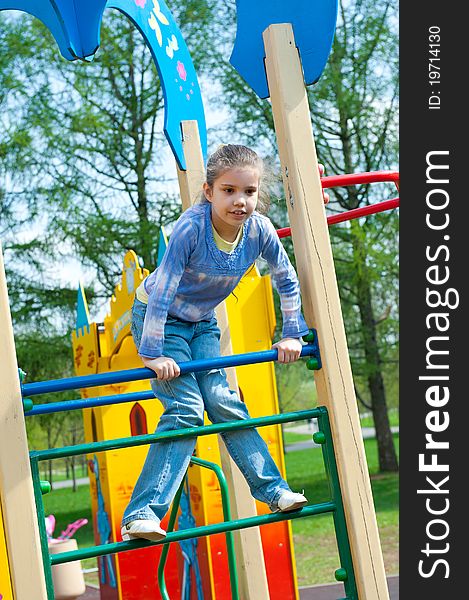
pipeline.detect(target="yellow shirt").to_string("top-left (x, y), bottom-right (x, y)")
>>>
top-left (211, 223), bottom-right (243, 254)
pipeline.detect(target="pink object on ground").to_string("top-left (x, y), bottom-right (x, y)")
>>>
top-left (58, 518), bottom-right (88, 540)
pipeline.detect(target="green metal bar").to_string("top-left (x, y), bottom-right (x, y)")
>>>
top-left (157, 479), bottom-right (186, 600)
top-left (30, 457), bottom-right (55, 599)
top-left (157, 458), bottom-right (239, 600)
top-left (316, 407), bottom-right (358, 600)
top-left (31, 409), bottom-right (321, 462)
top-left (50, 502), bottom-right (335, 565)
top-left (191, 456), bottom-right (239, 600)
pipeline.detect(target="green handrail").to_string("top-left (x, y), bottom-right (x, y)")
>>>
top-left (49, 503), bottom-right (335, 565)
top-left (29, 406), bottom-right (358, 599)
top-left (30, 409), bottom-right (322, 462)
top-left (31, 456), bottom-right (56, 599)
top-left (157, 479), bottom-right (186, 600)
top-left (316, 408), bottom-right (358, 599)
top-left (158, 457), bottom-right (239, 600)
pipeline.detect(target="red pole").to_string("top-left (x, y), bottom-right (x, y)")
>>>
top-left (321, 170), bottom-right (400, 190)
top-left (276, 170), bottom-right (400, 238)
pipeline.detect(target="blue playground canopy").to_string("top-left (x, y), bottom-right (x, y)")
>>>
top-left (0, 0), bottom-right (207, 170)
top-left (230, 0), bottom-right (338, 99)
top-left (0, 1), bottom-right (338, 164)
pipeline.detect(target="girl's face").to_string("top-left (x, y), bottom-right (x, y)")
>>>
top-left (204, 167), bottom-right (260, 241)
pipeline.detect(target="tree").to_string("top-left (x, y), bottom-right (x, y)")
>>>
top-left (211, 0), bottom-right (399, 471)
top-left (0, 2), bottom-right (217, 468)
top-left (1, 1), bottom-right (217, 318)
top-left (1, 1), bottom-right (398, 472)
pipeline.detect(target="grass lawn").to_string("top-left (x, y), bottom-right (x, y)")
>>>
top-left (42, 435), bottom-right (398, 589)
top-left (283, 431), bottom-right (313, 444)
top-left (285, 434), bottom-right (399, 586)
top-left (360, 408), bottom-right (399, 429)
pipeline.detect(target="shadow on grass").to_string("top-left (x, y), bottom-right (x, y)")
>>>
top-left (284, 435), bottom-right (399, 512)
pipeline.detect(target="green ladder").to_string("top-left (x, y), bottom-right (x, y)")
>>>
top-left (31, 407), bottom-right (358, 599)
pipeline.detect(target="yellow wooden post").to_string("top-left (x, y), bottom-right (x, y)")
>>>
top-left (0, 243), bottom-right (48, 600)
top-left (263, 24), bottom-right (389, 599)
top-left (176, 120), bottom-right (270, 599)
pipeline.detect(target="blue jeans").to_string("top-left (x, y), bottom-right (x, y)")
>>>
top-left (122, 299), bottom-right (290, 525)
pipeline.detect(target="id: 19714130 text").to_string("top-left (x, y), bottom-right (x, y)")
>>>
top-left (428, 25), bottom-right (441, 110)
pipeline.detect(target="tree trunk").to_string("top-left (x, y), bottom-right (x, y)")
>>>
top-left (350, 221), bottom-right (398, 472)
top-left (71, 457), bottom-right (76, 492)
top-left (71, 429), bottom-right (77, 492)
top-left (47, 430), bottom-right (53, 485)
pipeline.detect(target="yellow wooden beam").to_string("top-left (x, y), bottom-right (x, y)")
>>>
top-left (263, 24), bottom-right (389, 599)
top-left (0, 243), bottom-right (48, 599)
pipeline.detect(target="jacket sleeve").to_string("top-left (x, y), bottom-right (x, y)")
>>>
top-left (138, 216), bottom-right (196, 358)
top-left (260, 219), bottom-right (309, 339)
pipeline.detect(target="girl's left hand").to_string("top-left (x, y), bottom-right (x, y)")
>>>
top-left (272, 338), bottom-right (302, 363)
top-left (318, 163), bottom-right (330, 205)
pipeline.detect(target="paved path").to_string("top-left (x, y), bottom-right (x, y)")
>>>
top-left (52, 476), bottom-right (90, 489)
top-left (285, 424), bottom-right (399, 453)
top-left (299, 575), bottom-right (399, 599)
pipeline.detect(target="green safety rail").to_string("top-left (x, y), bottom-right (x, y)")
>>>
top-left (30, 407), bottom-right (358, 599)
top-left (157, 456), bottom-right (239, 600)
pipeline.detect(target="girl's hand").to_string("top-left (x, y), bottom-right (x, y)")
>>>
top-left (142, 356), bottom-right (181, 381)
top-left (318, 163), bottom-right (330, 205)
top-left (318, 163), bottom-right (330, 204)
top-left (272, 338), bottom-right (303, 363)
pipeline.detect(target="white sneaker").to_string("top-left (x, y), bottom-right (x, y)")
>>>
top-left (121, 519), bottom-right (167, 542)
top-left (275, 490), bottom-right (308, 513)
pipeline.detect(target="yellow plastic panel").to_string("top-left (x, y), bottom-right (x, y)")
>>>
top-left (0, 500), bottom-right (14, 600)
top-left (104, 251), bottom-right (147, 358)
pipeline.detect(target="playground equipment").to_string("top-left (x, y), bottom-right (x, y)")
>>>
top-left (67, 247), bottom-right (304, 599)
top-left (0, 1), bottom-right (400, 599)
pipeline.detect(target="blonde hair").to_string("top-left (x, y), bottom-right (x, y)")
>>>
top-left (200, 144), bottom-right (270, 214)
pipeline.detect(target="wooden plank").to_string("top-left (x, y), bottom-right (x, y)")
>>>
top-left (0, 243), bottom-right (48, 599)
top-left (176, 121), bottom-right (206, 208)
top-left (176, 120), bottom-right (270, 599)
top-left (263, 24), bottom-right (389, 599)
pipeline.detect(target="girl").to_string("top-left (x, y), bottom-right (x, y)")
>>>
top-left (121, 144), bottom-right (321, 542)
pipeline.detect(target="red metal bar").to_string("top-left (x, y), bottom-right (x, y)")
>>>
top-left (276, 170), bottom-right (400, 238)
top-left (321, 170), bottom-right (400, 190)
top-left (327, 197), bottom-right (399, 225)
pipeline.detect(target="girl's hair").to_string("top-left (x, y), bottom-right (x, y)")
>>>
top-left (200, 144), bottom-right (271, 214)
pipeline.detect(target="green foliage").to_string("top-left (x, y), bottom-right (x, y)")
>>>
top-left (209, 0), bottom-right (399, 469)
top-left (42, 484), bottom-right (93, 547)
top-left (275, 360), bottom-right (317, 413)
top-left (1, 2), bottom-right (399, 470)
top-left (286, 436), bottom-right (399, 583)
top-left (0, 0), bottom-right (232, 479)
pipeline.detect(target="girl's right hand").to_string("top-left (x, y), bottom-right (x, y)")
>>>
top-left (318, 163), bottom-right (330, 205)
top-left (142, 356), bottom-right (181, 381)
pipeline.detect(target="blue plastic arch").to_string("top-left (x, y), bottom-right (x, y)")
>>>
top-left (0, 0), bottom-right (207, 170)
top-left (106, 0), bottom-right (207, 170)
top-left (230, 0), bottom-right (338, 99)
top-left (0, 0), bottom-right (106, 60)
